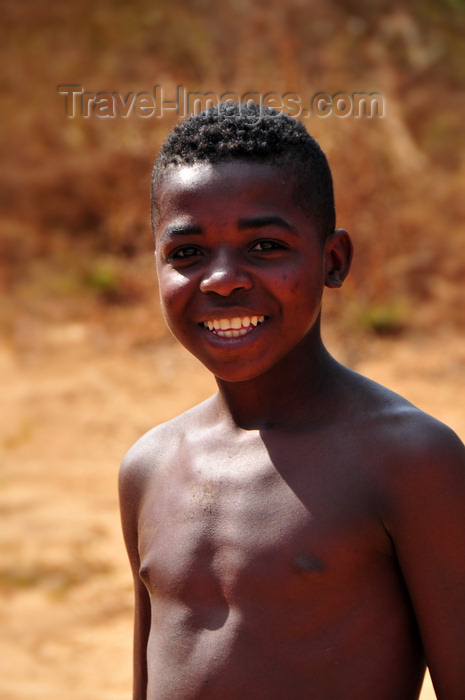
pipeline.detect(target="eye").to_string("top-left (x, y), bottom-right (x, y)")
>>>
top-left (169, 245), bottom-right (203, 261)
top-left (250, 239), bottom-right (287, 253)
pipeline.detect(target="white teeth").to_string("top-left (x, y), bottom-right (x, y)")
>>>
top-left (203, 315), bottom-right (266, 337)
top-left (217, 328), bottom-right (247, 338)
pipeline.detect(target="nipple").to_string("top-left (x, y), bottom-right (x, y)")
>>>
top-left (295, 554), bottom-right (325, 573)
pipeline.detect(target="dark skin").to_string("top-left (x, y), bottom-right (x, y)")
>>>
top-left (119, 161), bottom-right (465, 699)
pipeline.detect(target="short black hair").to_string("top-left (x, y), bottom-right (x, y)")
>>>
top-left (151, 101), bottom-right (335, 239)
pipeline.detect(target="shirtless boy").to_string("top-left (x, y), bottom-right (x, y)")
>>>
top-left (119, 102), bottom-right (465, 700)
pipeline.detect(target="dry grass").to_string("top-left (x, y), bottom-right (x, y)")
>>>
top-left (2, 0), bottom-right (464, 338)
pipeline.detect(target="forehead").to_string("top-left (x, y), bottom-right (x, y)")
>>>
top-left (153, 160), bottom-right (314, 234)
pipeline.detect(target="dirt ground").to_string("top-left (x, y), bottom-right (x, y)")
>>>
top-left (1, 306), bottom-right (463, 700)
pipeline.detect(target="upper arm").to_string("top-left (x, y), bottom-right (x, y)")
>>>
top-left (119, 448), bottom-right (152, 700)
top-left (381, 419), bottom-right (465, 699)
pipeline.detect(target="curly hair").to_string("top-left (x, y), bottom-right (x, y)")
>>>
top-left (151, 101), bottom-right (335, 239)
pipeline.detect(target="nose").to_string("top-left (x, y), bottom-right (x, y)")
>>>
top-left (199, 249), bottom-right (253, 296)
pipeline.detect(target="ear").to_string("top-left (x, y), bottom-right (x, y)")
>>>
top-left (324, 228), bottom-right (353, 288)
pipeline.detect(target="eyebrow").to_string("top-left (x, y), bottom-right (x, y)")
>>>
top-left (159, 224), bottom-right (203, 243)
top-left (159, 215), bottom-right (296, 243)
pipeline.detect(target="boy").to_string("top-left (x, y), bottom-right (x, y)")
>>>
top-left (119, 102), bottom-right (465, 699)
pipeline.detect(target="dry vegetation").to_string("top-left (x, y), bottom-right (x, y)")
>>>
top-left (1, 2), bottom-right (464, 699)
top-left (1, 0), bottom-right (465, 336)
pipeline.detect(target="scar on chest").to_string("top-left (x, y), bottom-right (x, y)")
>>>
top-left (295, 554), bottom-right (326, 573)
top-left (190, 482), bottom-right (220, 512)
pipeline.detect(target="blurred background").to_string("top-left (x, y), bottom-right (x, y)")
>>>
top-left (1, 1), bottom-right (464, 698)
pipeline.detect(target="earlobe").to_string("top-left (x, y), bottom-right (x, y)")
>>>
top-left (324, 228), bottom-right (353, 289)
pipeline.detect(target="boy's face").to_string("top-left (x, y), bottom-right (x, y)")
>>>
top-left (154, 160), bottom-right (350, 383)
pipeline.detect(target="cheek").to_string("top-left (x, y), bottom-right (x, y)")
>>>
top-left (289, 280), bottom-right (300, 297)
top-left (157, 279), bottom-right (186, 339)
top-left (157, 268), bottom-right (189, 311)
top-left (281, 272), bottom-right (321, 301)
top-left (157, 270), bottom-right (201, 344)
top-left (281, 275), bottom-right (325, 324)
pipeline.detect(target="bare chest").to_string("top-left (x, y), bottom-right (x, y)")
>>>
top-left (138, 433), bottom-right (388, 608)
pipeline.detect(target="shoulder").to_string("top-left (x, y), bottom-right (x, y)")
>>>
top-left (342, 365), bottom-right (463, 454)
top-left (377, 406), bottom-right (465, 498)
top-left (118, 397), bottom-right (215, 547)
top-left (357, 370), bottom-right (465, 469)
top-left (379, 408), bottom-right (465, 514)
top-left (347, 373), bottom-right (465, 535)
top-left (119, 395), bottom-right (216, 499)
top-left (339, 365), bottom-right (465, 497)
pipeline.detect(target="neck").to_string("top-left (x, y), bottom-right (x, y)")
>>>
top-left (214, 331), bottom-right (341, 431)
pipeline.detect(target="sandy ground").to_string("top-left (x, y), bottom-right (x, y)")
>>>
top-left (1, 308), bottom-right (463, 700)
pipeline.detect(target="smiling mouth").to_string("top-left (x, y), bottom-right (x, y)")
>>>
top-left (202, 315), bottom-right (265, 338)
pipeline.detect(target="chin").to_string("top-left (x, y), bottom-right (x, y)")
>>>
top-left (206, 356), bottom-right (283, 384)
